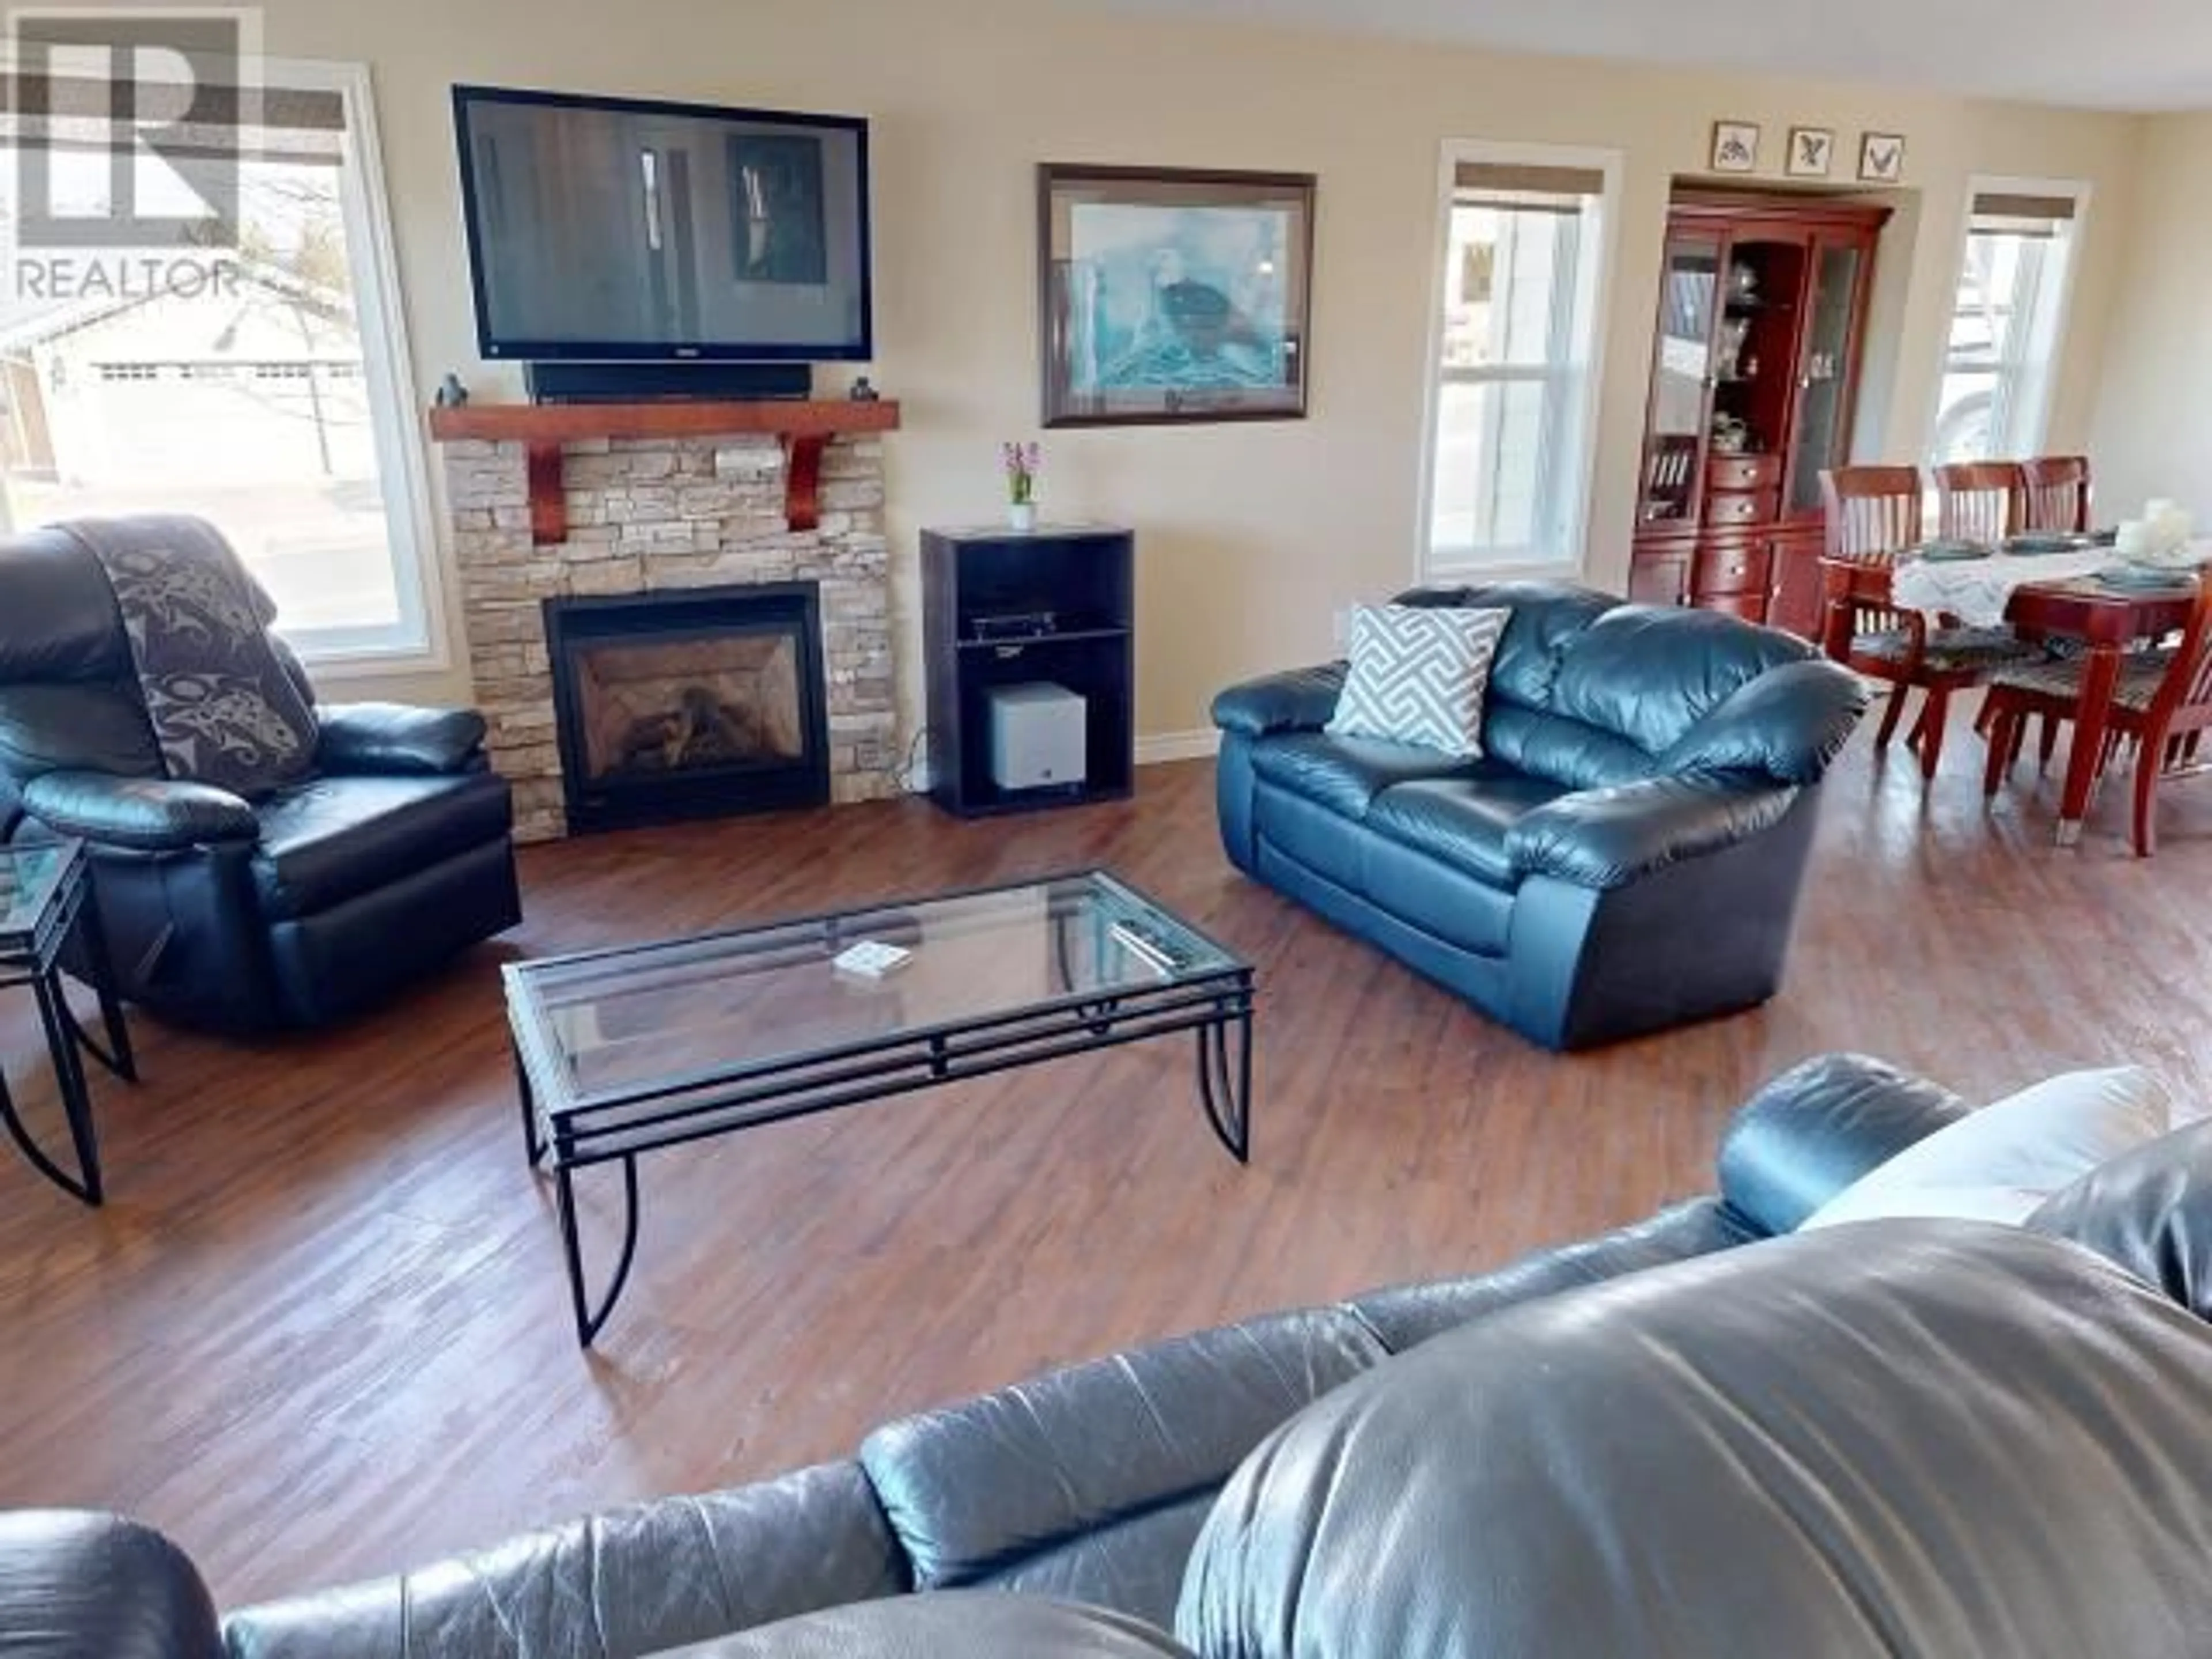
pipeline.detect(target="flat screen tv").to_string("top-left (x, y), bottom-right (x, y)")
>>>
top-left (452, 85), bottom-right (872, 362)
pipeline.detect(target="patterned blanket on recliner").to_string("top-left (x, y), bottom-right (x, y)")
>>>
top-left (63, 515), bottom-right (319, 798)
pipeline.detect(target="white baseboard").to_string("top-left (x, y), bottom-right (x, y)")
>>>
top-left (897, 728), bottom-right (1218, 794)
top-left (1135, 729), bottom-right (1222, 766)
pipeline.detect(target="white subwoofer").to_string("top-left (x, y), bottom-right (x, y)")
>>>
top-left (988, 682), bottom-right (1088, 791)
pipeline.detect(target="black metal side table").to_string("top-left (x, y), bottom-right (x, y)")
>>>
top-left (0, 840), bottom-right (137, 1205)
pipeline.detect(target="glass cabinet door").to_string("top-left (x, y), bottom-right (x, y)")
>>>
top-left (1783, 235), bottom-right (1865, 517)
top-left (1639, 234), bottom-right (1722, 526)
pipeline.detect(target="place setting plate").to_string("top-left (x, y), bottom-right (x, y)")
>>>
top-left (2002, 532), bottom-right (2096, 556)
top-left (1912, 538), bottom-right (1993, 564)
top-left (2093, 563), bottom-right (2202, 593)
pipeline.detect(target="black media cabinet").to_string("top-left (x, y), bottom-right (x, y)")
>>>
top-left (921, 525), bottom-right (1135, 817)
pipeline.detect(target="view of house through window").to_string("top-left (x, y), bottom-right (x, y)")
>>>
top-left (0, 66), bottom-right (431, 661)
top-left (1930, 184), bottom-right (2086, 465)
top-left (1422, 147), bottom-right (1614, 575)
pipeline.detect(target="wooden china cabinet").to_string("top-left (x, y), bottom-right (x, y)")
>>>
top-left (1628, 190), bottom-right (1891, 638)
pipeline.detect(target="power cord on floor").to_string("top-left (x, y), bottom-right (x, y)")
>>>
top-left (884, 726), bottom-right (936, 797)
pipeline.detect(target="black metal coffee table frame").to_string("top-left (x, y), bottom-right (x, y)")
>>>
top-left (507, 874), bottom-right (1253, 1346)
top-left (0, 840), bottom-right (137, 1205)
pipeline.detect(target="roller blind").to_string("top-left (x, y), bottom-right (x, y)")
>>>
top-left (2, 74), bottom-right (344, 164)
top-left (1454, 160), bottom-right (1605, 214)
top-left (1969, 190), bottom-right (2078, 238)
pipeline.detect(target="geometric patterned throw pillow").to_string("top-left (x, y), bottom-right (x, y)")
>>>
top-left (1327, 604), bottom-right (1510, 759)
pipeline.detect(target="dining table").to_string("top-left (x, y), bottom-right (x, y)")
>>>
top-left (1887, 543), bottom-right (2207, 846)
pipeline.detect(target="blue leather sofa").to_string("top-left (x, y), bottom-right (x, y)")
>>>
top-left (16, 1054), bottom-right (2212, 1656)
top-left (1212, 583), bottom-right (1868, 1050)
top-left (2, 1055), bottom-right (1961, 1656)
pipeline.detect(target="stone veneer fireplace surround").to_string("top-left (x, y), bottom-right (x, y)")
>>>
top-left (431, 402), bottom-right (901, 843)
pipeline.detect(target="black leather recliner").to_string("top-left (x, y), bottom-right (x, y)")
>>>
top-left (0, 521), bottom-right (521, 1033)
top-left (1213, 583), bottom-right (1868, 1050)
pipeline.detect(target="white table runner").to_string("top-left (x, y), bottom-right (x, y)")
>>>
top-left (1888, 550), bottom-right (2113, 628)
top-left (1892, 541), bottom-right (2212, 629)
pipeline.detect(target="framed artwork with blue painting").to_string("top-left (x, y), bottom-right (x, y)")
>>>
top-left (1038, 164), bottom-right (1316, 427)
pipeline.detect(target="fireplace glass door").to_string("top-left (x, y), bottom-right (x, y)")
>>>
top-left (546, 581), bottom-right (830, 832)
top-left (572, 632), bottom-right (806, 785)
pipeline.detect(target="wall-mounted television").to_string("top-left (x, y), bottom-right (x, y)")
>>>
top-left (452, 85), bottom-right (873, 362)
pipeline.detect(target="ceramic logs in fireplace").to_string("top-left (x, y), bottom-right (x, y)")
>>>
top-left (543, 582), bottom-right (831, 833)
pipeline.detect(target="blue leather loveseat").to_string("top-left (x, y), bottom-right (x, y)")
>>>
top-left (1211, 583), bottom-right (1868, 1050)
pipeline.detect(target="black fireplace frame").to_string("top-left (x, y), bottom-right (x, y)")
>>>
top-left (543, 581), bottom-right (831, 834)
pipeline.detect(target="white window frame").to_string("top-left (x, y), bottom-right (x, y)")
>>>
top-left (1924, 174), bottom-right (2092, 467)
top-left (264, 56), bottom-right (447, 676)
top-left (0, 52), bottom-right (446, 673)
top-left (1415, 138), bottom-right (1622, 584)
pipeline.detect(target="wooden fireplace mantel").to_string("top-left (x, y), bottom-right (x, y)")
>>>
top-left (426, 399), bottom-right (902, 547)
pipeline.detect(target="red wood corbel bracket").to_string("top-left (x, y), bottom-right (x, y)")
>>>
top-left (525, 440), bottom-right (566, 547)
top-left (782, 433), bottom-right (829, 533)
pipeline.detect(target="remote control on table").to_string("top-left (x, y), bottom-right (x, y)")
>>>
top-left (1111, 919), bottom-right (1188, 976)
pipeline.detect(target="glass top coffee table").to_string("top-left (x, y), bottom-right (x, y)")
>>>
top-left (505, 869), bottom-right (1255, 1344)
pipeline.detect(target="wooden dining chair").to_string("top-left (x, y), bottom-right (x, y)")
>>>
top-left (1934, 461), bottom-right (2027, 545)
top-left (1983, 579), bottom-right (2212, 856)
top-left (1820, 465), bottom-right (2035, 779)
top-left (2021, 456), bottom-right (2093, 535)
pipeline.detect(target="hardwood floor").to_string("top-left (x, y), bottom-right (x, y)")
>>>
top-left (4, 717), bottom-right (2212, 1609)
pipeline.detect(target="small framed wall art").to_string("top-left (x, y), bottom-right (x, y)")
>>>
top-left (1037, 163), bottom-right (1317, 427)
top-left (1709, 121), bottom-right (1760, 175)
top-left (1859, 132), bottom-right (1906, 183)
top-left (1787, 127), bottom-right (1835, 179)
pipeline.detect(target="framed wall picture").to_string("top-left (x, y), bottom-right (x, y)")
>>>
top-left (1709, 121), bottom-right (1760, 175)
top-left (1786, 127), bottom-right (1835, 179)
top-left (1859, 132), bottom-right (1907, 183)
top-left (1037, 164), bottom-right (1316, 427)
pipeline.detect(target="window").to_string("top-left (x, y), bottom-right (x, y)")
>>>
top-left (1930, 181), bottom-right (2089, 466)
top-left (0, 59), bottom-right (441, 666)
top-left (1419, 143), bottom-right (1619, 577)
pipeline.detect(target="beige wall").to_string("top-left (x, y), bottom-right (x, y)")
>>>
top-left (282, 0), bottom-right (2145, 737)
top-left (2091, 112), bottom-right (2212, 527)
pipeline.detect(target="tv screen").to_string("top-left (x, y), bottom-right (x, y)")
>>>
top-left (452, 86), bottom-right (872, 362)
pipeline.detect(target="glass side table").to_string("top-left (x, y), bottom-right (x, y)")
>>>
top-left (0, 839), bottom-right (137, 1205)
